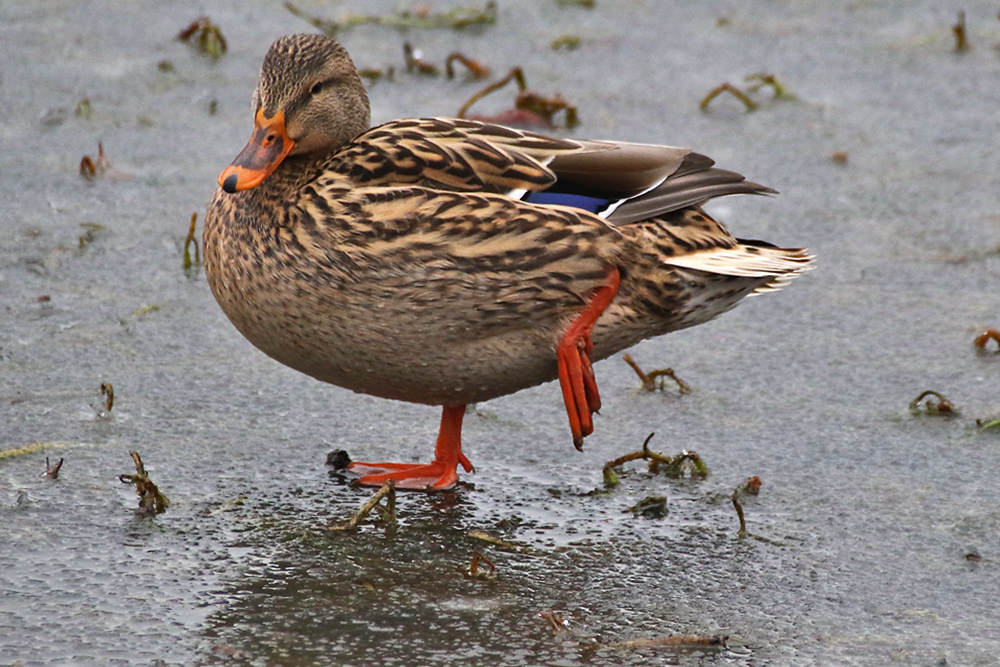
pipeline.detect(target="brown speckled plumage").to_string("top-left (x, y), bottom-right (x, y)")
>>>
top-left (204, 34), bottom-right (812, 489)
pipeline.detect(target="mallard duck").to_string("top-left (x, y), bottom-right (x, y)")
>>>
top-left (204, 34), bottom-right (812, 491)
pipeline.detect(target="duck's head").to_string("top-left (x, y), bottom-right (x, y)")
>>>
top-left (218, 34), bottom-right (371, 193)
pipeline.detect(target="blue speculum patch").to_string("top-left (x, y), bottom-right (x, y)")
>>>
top-left (523, 190), bottom-right (612, 215)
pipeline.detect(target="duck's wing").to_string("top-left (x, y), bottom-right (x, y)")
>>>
top-left (534, 141), bottom-right (776, 226)
top-left (330, 117), bottom-right (584, 192)
top-left (334, 119), bottom-right (775, 226)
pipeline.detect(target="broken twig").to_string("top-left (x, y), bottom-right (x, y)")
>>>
top-left (732, 476), bottom-right (762, 539)
top-left (467, 529), bottom-right (536, 553)
top-left (699, 83), bottom-right (758, 112)
top-left (744, 72), bottom-right (796, 100)
top-left (622, 354), bottom-right (691, 393)
top-left (183, 212), bottom-right (201, 270)
top-left (326, 481), bottom-right (396, 531)
top-left (100, 382), bottom-right (114, 412)
top-left (952, 11), bottom-right (969, 52)
top-left (445, 52), bottom-right (490, 79)
top-left (601, 634), bottom-right (728, 650)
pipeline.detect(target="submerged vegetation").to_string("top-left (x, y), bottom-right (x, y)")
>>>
top-left (79, 142), bottom-right (109, 179)
top-left (177, 17), bottom-right (227, 59)
top-left (457, 66), bottom-right (579, 128)
top-left (285, 2), bottom-right (497, 38)
top-left (909, 390), bottom-right (959, 417)
top-left (974, 329), bottom-right (1000, 352)
top-left (700, 73), bottom-right (795, 112)
top-left (602, 433), bottom-right (709, 487)
top-left (119, 451), bottom-right (170, 514)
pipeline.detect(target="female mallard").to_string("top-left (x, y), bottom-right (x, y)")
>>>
top-left (205, 34), bottom-right (812, 490)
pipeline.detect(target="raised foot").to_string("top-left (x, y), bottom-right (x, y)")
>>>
top-left (556, 268), bottom-right (621, 450)
top-left (346, 455), bottom-right (474, 491)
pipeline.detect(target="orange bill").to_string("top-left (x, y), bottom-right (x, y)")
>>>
top-left (218, 109), bottom-right (294, 193)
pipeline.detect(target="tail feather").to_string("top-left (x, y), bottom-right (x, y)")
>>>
top-left (662, 243), bottom-right (813, 292)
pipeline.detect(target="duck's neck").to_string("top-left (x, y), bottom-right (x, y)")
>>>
top-left (249, 153), bottom-right (332, 200)
top-left (228, 154), bottom-right (333, 231)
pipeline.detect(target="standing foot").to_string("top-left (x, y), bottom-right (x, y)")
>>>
top-left (345, 405), bottom-right (473, 491)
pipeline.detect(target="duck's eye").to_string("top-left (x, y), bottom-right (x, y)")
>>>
top-left (309, 81), bottom-right (324, 96)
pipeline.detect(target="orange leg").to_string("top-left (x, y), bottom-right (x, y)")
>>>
top-left (556, 268), bottom-right (621, 450)
top-left (346, 405), bottom-right (474, 491)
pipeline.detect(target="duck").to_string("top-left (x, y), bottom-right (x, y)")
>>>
top-left (204, 33), bottom-right (812, 491)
